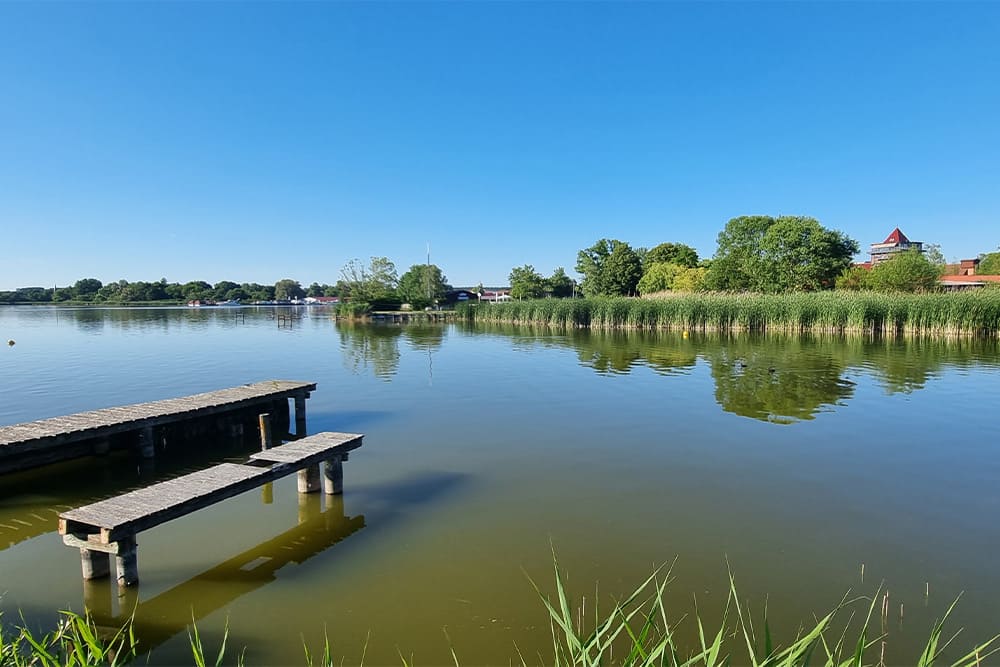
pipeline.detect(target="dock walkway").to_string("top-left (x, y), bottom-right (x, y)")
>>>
top-left (59, 431), bottom-right (363, 587)
top-left (0, 380), bottom-right (315, 474)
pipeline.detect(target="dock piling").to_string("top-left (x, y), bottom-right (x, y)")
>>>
top-left (80, 548), bottom-right (110, 580)
top-left (298, 465), bottom-right (321, 493)
top-left (294, 395), bottom-right (307, 437)
top-left (138, 427), bottom-right (155, 458)
top-left (115, 535), bottom-right (139, 587)
top-left (324, 454), bottom-right (344, 495)
top-left (259, 413), bottom-right (272, 450)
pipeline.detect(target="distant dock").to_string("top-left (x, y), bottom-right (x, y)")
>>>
top-left (0, 380), bottom-right (315, 475)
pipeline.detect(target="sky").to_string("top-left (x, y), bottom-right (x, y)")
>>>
top-left (1, 1), bottom-right (998, 290)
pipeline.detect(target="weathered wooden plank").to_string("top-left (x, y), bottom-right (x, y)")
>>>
top-left (58, 432), bottom-right (362, 544)
top-left (0, 381), bottom-right (317, 474)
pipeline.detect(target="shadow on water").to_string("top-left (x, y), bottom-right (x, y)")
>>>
top-left (75, 470), bottom-right (468, 659)
top-left (82, 494), bottom-right (365, 657)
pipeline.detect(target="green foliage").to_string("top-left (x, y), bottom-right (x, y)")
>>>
top-left (461, 292), bottom-right (1000, 336)
top-left (925, 243), bottom-right (947, 266)
top-left (547, 267), bottom-right (576, 298)
top-left (0, 610), bottom-right (137, 666)
top-left (867, 250), bottom-right (941, 293)
top-left (398, 264), bottom-right (448, 309)
top-left (637, 262), bottom-right (685, 295)
top-left (672, 267), bottom-right (707, 292)
top-left (835, 265), bottom-right (870, 291)
top-left (339, 257), bottom-right (398, 306)
top-left (576, 239), bottom-right (642, 296)
top-left (509, 264), bottom-right (547, 300)
top-left (706, 215), bottom-right (858, 292)
top-left (645, 242), bottom-right (699, 269)
top-left (978, 251), bottom-right (1000, 275)
top-left (274, 279), bottom-right (306, 301)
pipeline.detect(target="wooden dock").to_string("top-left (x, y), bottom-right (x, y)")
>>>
top-left (60, 431), bottom-right (363, 587)
top-left (0, 380), bottom-right (316, 475)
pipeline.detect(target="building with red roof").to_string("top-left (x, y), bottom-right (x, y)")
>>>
top-left (869, 227), bottom-right (924, 265)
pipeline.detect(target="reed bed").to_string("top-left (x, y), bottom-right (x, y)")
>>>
top-left (456, 291), bottom-right (1000, 337)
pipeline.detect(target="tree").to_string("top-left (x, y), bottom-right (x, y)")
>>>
top-left (978, 251), bottom-right (1000, 275)
top-left (509, 264), bottom-right (546, 300)
top-left (576, 239), bottom-right (642, 296)
top-left (924, 243), bottom-right (946, 267)
top-left (340, 257), bottom-right (398, 305)
top-left (835, 265), bottom-right (870, 291)
top-left (637, 262), bottom-right (685, 295)
top-left (546, 267), bottom-right (575, 298)
top-left (705, 215), bottom-right (858, 292)
top-left (274, 279), bottom-right (305, 301)
top-left (867, 249), bottom-right (941, 292)
top-left (645, 243), bottom-right (699, 269)
top-left (673, 267), bottom-right (708, 292)
top-left (398, 264), bottom-right (448, 308)
top-left (72, 278), bottom-right (102, 301)
top-left (180, 281), bottom-right (212, 301)
top-left (213, 281), bottom-right (240, 301)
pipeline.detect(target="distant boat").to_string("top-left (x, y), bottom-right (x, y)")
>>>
top-left (217, 300), bottom-right (241, 307)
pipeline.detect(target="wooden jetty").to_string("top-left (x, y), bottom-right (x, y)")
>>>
top-left (0, 380), bottom-right (315, 475)
top-left (59, 431), bottom-right (364, 587)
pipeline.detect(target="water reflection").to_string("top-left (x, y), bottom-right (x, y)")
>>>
top-left (336, 322), bottom-right (402, 380)
top-left (84, 494), bottom-right (364, 657)
top-left (466, 324), bottom-right (1000, 424)
top-left (706, 336), bottom-right (855, 423)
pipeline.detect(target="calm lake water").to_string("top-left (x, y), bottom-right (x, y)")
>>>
top-left (1, 306), bottom-right (999, 664)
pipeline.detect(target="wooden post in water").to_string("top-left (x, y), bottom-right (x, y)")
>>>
top-left (80, 548), bottom-right (110, 579)
top-left (324, 454), bottom-right (344, 495)
top-left (138, 427), bottom-right (155, 458)
top-left (258, 413), bottom-right (272, 450)
top-left (294, 395), bottom-right (307, 437)
top-left (298, 465), bottom-right (320, 493)
top-left (115, 535), bottom-right (139, 587)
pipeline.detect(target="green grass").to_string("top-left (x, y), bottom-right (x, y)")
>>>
top-left (456, 292), bottom-right (1000, 337)
top-left (3, 558), bottom-right (998, 666)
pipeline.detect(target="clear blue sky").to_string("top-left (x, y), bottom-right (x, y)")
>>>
top-left (2, 1), bottom-right (998, 290)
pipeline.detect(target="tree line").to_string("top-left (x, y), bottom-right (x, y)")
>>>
top-left (508, 215), bottom-right (996, 298)
top-left (0, 258), bottom-right (451, 308)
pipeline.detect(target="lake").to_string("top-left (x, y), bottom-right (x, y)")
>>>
top-left (1, 306), bottom-right (999, 664)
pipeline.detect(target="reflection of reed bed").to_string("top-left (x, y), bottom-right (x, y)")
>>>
top-left (457, 291), bottom-right (1000, 337)
top-left (4, 558), bottom-right (997, 666)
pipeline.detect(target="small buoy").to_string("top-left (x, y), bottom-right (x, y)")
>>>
top-left (6, 340), bottom-right (13, 347)
top-left (682, 330), bottom-right (689, 338)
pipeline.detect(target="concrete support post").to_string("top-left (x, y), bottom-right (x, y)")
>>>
top-left (115, 535), bottom-right (139, 588)
top-left (80, 548), bottom-right (110, 580)
top-left (138, 426), bottom-right (155, 458)
top-left (323, 455), bottom-right (344, 495)
top-left (297, 464), bottom-right (320, 493)
top-left (294, 395), bottom-right (307, 437)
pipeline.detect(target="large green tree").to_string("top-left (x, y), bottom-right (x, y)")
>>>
top-left (340, 257), bottom-right (398, 305)
top-left (274, 279), bottom-right (306, 300)
top-left (509, 264), bottom-right (546, 299)
top-left (637, 262), bottom-right (685, 295)
top-left (398, 264), bottom-right (448, 308)
top-left (576, 239), bottom-right (642, 296)
top-left (645, 242), bottom-right (699, 269)
top-left (705, 215), bottom-right (858, 292)
top-left (546, 267), bottom-right (575, 298)
top-left (867, 249), bottom-right (941, 292)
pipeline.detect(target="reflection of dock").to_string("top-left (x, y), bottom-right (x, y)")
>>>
top-left (0, 381), bottom-right (313, 474)
top-left (84, 494), bottom-right (364, 656)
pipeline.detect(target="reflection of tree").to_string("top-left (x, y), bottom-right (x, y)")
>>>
top-left (400, 324), bottom-right (446, 353)
top-left (336, 322), bottom-right (401, 381)
top-left (851, 336), bottom-right (998, 395)
top-left (707, 335), bottom-right (855, 423)
top-left (572, 330), bottom-right (698, 376)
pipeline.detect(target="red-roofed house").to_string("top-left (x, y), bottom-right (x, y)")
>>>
top-left (869, 227), bottom-right (924, 265)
